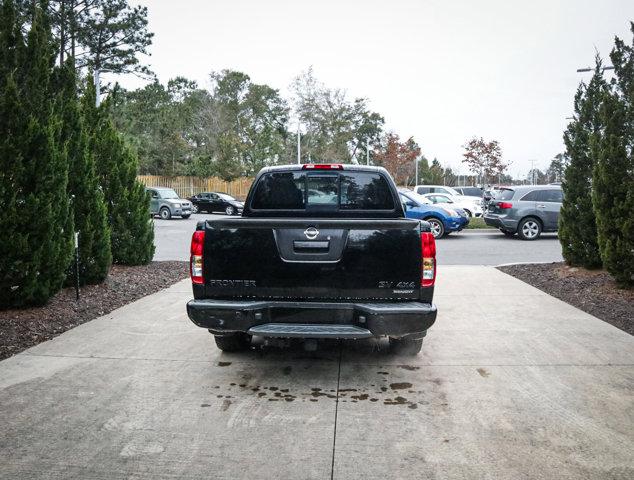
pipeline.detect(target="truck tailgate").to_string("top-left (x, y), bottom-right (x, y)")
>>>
top-left (201, 217), bottom-right (422, 301)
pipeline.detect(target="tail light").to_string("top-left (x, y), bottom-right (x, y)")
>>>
top-left (302, 164), bottom-right (343, 170)
top-left (190, 230), bottom-right (205, 284)
top-left (421, 231), bottom-right (436, 287)
top-left (498, 202), bottom-right (513, 209)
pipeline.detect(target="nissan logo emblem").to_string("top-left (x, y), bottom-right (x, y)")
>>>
top-left (304, 227), bottom-right (319, 240)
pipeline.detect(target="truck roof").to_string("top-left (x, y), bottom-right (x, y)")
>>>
top-left (260, 164), bottom-right (389, 174)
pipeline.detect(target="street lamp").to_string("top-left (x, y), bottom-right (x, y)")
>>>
top-left (576, 66), bottom-right (614, 73)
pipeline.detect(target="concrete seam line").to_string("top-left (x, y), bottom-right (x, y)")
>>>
top-left (330, 345), bottom-right (343, 480)
top-left (15, 353), bottom-right (633, 368)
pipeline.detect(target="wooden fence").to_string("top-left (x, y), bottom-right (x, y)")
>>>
top-left (137, 175), bottom-right (254, 199)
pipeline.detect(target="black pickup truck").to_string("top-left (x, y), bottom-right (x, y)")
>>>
top-left (186, 164), bottom-right (437, 355)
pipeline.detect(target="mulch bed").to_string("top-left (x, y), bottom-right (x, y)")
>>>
top-left (498, 262), bottom-right (633, 336)
top-left (0, 261), bottom-right (188, 360)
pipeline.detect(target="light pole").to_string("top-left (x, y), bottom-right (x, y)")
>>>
top-left (576, 66), bottom-right (614, 73)
top-left (366, 141), bottom-right (370, 166)
top-left (296, 122), bottom-right (301, 164)
top-left (415, 157), bottom-right (419, 186)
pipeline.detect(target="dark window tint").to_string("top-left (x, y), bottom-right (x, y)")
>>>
top-left (307, 175), bottom-right (339, 205)
top-left (537, 189), bottom-right (563, 203)
top-left (520, 190), bottom-right (540, 201)
top-left (251, 172), bottom-right (305, 209)
top-left (461, 187), bottom-right (483, 197)
top-left (496, 189), bottom-right (515, 200)
top-left (340, 172), bottom-right (394, 210)
top-left (416, 186), bottom-right (431, 194)
top-left (251, 171), bottom-right (394, 210)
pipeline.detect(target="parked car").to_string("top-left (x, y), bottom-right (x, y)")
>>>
top-left (483, 185), bottom-right (563, 240)
top-left (414, 184), bottom-right (481, 202)
top-left (186, 164), bottom-right (438, 356)
top-left (399, 189), bottom-right (469, 238)
top-left (147, 187), bottom-right (192, 220)
top-left (188, 192), bottom-right (244, 215)
top-left (414, 184), bottom-right (483, 212)
top-left (453, 186), bottom-right (483, 198)
top-left (422, 192), bottom-right (483, 217)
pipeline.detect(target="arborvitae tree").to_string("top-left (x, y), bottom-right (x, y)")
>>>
top-left (56, 61), bottom-right (111, 285)
top-left (591, 91), bottom-right (633, 287)
top-left (591, 26), bottom-right (634, 288)
top-left (559, 62), bottom-right (606, 269)
top-left (1, 2), bottom-right (73, 306)
top-left (0, 0), bottom-right (27, 307)
top-left (83, 80), bottom-right (154, 265)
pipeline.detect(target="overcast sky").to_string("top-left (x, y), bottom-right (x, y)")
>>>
top-left (118, 0), bottom-right (634, 177)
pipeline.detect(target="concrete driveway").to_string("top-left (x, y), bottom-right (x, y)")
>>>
top-left (1, 267), bottom-right (632, 479)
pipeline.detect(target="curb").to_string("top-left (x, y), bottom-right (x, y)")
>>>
top-left (495, 261), bottom-right (561, 268)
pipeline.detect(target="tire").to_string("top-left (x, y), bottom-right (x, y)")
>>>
top-left (464, 209), bottom-right (472, 217)
top-left (517, 217), bottom-right (542, 241)
top-left (389, 336), bottom-right (423, 356)
top-left (159, 207), bottom-right (171, 220)
top-left (181, 214), bottom-right (191, 219)
top-left (225, 205), bottom-right (235, 216)
top-left (425, 217), bottom-right (445, 238)
top-left (500, 229), bottom-right (515, 237)
top-left (213, 333), bottom-right (251, 352)
top-left (191, 204), bottom-right (199, 214)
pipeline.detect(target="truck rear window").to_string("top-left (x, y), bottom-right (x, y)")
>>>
top-left (251, 171), bottom-right (394, 210)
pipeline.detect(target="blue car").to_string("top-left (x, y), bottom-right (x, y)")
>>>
top-left (399, 189), bottom-right (469, 238)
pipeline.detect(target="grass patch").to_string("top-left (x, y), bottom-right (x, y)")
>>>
top-left (465, 217), bottom-right (495, 229)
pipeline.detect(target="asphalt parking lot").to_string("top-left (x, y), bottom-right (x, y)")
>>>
top-left (152, 214), bottom-right (564, 265)
top-left (1, 267), bottom-right (632, 479)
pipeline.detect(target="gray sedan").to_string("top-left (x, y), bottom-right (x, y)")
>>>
top-left (483, 185), bottom-right (563, 240)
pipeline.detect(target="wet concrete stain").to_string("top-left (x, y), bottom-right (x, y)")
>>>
top-left (351, 393), bottom-right (369, 401)
top-left (477, 368), bottom-right (491, 378)
top-left (209, 369), bottom-right (445, 410)
top-left (397, 365), bottom-right (420, 371)
top-left (389, 382), bottom-right (413, 390)
top-left (218, 362), bottom-right (232, 367)
top-left (384, 396), bottom-right (408, 405)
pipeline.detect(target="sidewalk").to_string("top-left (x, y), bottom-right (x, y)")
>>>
top-left (1, 267), bottom-right (632, 479)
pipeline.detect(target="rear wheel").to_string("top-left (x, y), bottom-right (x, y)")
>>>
top-left (389, 336), bottom-right (423, 356)
top-left (425, 218), bottom-right (445, 238)
top-left (225, 205), bottom-right (235, 215)
top-left (213, 333), bottom-right (251, 352)
top-left (518, 217), bottom-right (541, 240)
top-left (192, 204), bottom-right (199, 214)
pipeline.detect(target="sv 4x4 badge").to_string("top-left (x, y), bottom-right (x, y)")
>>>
top-left (378, 281), bottom-right (416, 289)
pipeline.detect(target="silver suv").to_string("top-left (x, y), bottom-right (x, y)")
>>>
top-left (483, 185), bottom-right (563, 240)
top-left (147, 187), bottom-right (192, 220)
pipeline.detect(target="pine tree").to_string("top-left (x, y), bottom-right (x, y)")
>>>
top-left (559, 62), bottom-right (605, 269)
top-left (591, 26), bottom-right (634, 288)
top-left (1, 1), bottom-right (73, 307)
top-left (56, 60), bottom-right (111, 285)
top-left (83, 80), bottom-right (154, 265)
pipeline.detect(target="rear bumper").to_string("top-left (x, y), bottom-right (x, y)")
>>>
top-left (187, 299), bottom-right (437, 339)
top-left (484, 213), bottom-right (517, 230)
